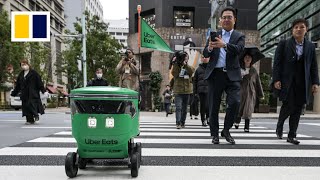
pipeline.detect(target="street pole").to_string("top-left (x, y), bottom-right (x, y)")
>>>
top-left (210, 0), bottom-right (217, 32)
top-left (137, 5), bottom-right (141, 84)
top-left (210, 0), bottom-right (227, 32)
top-left (82, 0), bottom-right (87, 87)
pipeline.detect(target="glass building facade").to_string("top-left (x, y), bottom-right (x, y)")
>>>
top-left (258, 0), bottom-right (320, 57)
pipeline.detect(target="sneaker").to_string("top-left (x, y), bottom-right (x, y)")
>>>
top-left (181, 124), bottom-right (185, 128)
top-left (34, 116), bottom-right (39, 121)
top-left (25, 122), bottom-right (31, 125)
top-left (176, 125), bottom-right (181, 129)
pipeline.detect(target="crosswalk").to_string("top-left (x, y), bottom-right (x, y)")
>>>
top-left (0, 115), bottom-right (320, 180)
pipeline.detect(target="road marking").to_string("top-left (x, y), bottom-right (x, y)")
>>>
top-left (0, 147), bottom-right (320, 157)
top-left (27, 137), bottom-right (320, 146)
top-left (0, 166), bottom-right (319, 180)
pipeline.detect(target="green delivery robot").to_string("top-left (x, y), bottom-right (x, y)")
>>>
top-left (65, 86), bottom-right (142, 178)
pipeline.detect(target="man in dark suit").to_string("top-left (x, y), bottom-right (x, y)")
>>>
top-left (273, 18), bottom-right (319, 145)
top-left (203, 7), bottom-right (245, 144)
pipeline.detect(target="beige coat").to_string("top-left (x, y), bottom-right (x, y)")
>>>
top-left (116, 57), bottom-right (139, 91)
top-left (238, 67), bottom-right (264, 119)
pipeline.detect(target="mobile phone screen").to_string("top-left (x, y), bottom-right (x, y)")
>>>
top-left (210, 32), bottom-right (217, 42)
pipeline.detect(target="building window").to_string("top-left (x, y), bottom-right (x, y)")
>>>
top-left (173, 7), bottom-right (194, 28)
top-left (29, 1), bottom-right (36, 11)
top-left (120, 39), bottom-right (126, 43)
top-left (54, 3), bottom-right (62, 15)
top-left (55, 20), bottom-right (60, 30)
top-left (109, 32), bottom-right (115, 35)
top-left (135, 8), bottom-right (155, 32)
top-left (141, 53), bottom-right (152, 74)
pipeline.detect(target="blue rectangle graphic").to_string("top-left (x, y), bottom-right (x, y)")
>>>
top-left (32, 15), bottom-right (47, 38)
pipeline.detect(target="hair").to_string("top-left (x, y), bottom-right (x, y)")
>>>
top-left (240, 53), bottom-right (253, 70)
top-left (220, 6), bottom-right (236, 18)
top-left (166, 84), bottom-right (170, 87)
top-left (125, 48), bottom-right (134, 56)
top-left (292, 18), bottom-right (309, 29)
top-left (96, 68), bottom-right (102, 72)
top-left (20, 59), bottom-right (32, 69)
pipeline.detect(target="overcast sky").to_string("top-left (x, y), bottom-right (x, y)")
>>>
top-left (100, 0), bottom-right (129, 20)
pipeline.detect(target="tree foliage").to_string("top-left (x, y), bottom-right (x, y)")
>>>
top-left (0, 11), bottom-right (51, 90)
top-left (149, 71), bottom-right (163, 110)
top-left (27, 42), bottom-right (51, 84)
top-left (0, 11), bottom-right (26, 90)
top-left (61, 11), bottom-right (122, 89)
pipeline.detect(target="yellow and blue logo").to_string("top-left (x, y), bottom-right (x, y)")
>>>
top-left (11, 11), bottom-right (50, 42)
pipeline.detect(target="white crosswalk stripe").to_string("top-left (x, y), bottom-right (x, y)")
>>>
top-left (0, 116), bottom-right (320, 180)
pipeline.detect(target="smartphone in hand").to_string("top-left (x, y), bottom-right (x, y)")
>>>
top-left (210, 31), bottom-right (217, 42)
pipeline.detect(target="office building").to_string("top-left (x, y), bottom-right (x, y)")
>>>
top-left (64, 0), bottom-right (103, 33)
top-left (105, 19), bottom-right (129, 53)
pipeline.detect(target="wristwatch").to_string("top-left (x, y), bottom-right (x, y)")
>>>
top-left (223, 42), bottom-right (227, 49)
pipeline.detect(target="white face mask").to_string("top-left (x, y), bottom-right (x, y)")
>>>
top-left (96, 73), bottom-right (103, 79)
top-left (21, 65), bottom-right (29, 71)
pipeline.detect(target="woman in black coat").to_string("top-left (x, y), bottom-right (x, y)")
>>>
top-left (11, 60), bottom-right (46, 124)
top-left (193, 55), bottom-right (209, 126)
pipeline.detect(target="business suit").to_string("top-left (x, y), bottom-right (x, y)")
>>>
top-left (273, 37), bottom-right (319, 141)
top-left (203, 29), bottom-right (245, 143)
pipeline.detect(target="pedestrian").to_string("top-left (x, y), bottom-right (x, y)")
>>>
top-left (87, 68), bottom-right (109, 86)
top-left (116, 48), bottom-right (139, 91)
top-left (162, 85), bottom-right (173, 117)
top-left (171, 51), bottom-right (195, 129)
top-left (272, 18), bottom-right (319, 145)
top-left (11, 59), bottom-right (46, 125)
top-left (193, 55), bottom-right (209, 126)
top-left (189, 93), bottom-right (199, 120)
top-left (234, 50), bottom-right (264, 132)
top-left (203, 6), bottom-right (245, 144)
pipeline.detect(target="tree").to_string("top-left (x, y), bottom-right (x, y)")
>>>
top-left (61, 11), bottom-right (122, 89)
top-left (0, 11), bottom-right (26, 91)
top-left (0, 11), bottom-right (51, 90)
top-left (149, 71), bottom-right (163, 111)
top-left (26, 42), bottom-right (51, 84)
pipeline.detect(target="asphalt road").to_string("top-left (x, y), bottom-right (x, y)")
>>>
top-left (0, 110), bottom-right (320, 180)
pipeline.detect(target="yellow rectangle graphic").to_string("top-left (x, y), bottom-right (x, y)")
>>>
top-left (15, 15), bottom-right (29, 38)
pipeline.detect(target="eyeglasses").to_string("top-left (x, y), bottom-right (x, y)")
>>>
top-left (221, 16), bottom-right (234, 20)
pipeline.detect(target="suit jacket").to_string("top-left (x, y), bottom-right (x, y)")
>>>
top-left (272, 37), bottom-right (320, 104)
top-left (203, 30), bottom-right (245, 81)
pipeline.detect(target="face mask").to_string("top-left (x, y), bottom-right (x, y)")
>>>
top-left (96, 73), bottom-right (103, 79)
top-left (22, 65), bottom-right (29, 71)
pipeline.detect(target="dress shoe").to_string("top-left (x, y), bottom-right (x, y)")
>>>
top-left (276, 130), bottom-right (283, 139)
top-left (212, 136), bottom-right (219, 144)
top-left (201, 121), bottom-right (207, 127)
top-left (287, 138), bottom-right (300, 145)
top-left (234, 123), bottom-right (239, 129)
top-left (221, 130), bottom-right (235, 144)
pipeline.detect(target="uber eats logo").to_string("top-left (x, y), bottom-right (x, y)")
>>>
top-left (85, 139), bottom-right (118, 145)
